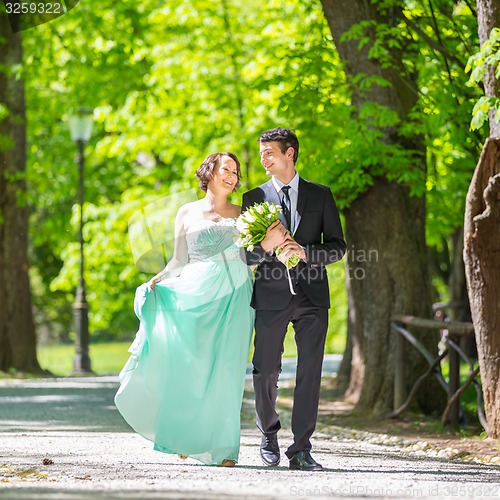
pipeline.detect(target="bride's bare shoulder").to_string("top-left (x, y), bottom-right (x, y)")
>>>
top-left (178, 200), bottom-right (202, 216)
top-left (175, 201), bottom-right (202, 229)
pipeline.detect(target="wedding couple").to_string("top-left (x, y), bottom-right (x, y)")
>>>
top-left (115, 128), bottom-right (346, 471)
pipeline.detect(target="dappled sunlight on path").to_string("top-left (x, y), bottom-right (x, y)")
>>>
top-left (0, 376), bottom-right (499, 498)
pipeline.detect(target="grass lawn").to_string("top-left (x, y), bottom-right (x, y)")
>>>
top-left (38, 327), bottom-right (345, 378)
top-left (38, 338), bottom-right (297, 377)
top-left (37, 342), bottom-right (132, 377)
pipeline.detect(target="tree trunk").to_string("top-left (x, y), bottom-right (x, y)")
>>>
top-left (344, 179), bottom-right (440, 414)
top-left (320, 0), bottom-right (443, 413)
top-left (464, 139), bottom-right (500, 437)
top-left (462, 0), bottom-right (500, 439)
top-left (448, 228), bottom-right (469, 322)
top-left (447, 228), bottom-right (475, 357)
top-left (0, 16), bottom-right (40, 372)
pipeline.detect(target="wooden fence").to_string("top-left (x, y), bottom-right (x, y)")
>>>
top-left (389, 315), bottom-right (487, 432)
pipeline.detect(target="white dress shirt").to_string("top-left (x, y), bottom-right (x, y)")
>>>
top-left (272, 172), bottom-right (299, 234)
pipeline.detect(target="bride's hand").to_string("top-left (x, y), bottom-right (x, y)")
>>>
top-left (149, 274), bottom-right (163, 290)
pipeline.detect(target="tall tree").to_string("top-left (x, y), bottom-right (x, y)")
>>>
top-left (464, 0), bottom-right (500, 437)
top-left (0, 13), bottom-right (40, 372)
top-left (319, 0), bottom-right (443, 413)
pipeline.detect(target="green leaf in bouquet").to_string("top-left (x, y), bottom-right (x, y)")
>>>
top-left (275, 247), bottom-right (301, 269)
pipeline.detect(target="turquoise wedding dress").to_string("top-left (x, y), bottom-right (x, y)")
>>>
top-left (115, 218), bottom-right (254, 465)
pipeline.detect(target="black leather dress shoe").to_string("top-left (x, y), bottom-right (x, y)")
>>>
top-left (289, 451), bottom-right (323, 471)
top-left (260, 433), bottom-right (280, 466)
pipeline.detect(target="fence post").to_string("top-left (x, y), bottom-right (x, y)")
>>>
top-left (448, 334), bottom-right (460, 426)
top-left (394, 325), bottom-right (406, 410)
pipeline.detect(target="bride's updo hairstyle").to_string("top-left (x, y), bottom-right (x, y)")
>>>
top-left (196, 152), bottom-right (241, 193)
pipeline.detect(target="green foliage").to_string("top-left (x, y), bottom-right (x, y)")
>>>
top-left (399, 1), bottom-right (482, 250)
top-left (466, 27), bottom-right (500, 130)
top-left (24, 0), bottom-right (351, 343)
top-left (0, 132), bottom-right (14, 152)
top-left (466, 27), bottom-right (500, 80)
top-left (20, 0), bottom-right (484, 346)
top-left (469, 97), bottom-right (500, 131)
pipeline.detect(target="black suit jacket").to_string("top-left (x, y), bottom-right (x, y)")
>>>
top-left (242, 178), bottom-right (346, 310)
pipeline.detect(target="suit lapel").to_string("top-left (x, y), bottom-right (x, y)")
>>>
top-left (294, 178), bottom-right (308, 235)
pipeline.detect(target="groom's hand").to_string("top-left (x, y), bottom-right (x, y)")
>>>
top-left (278, 235), bottom-right (307, 261)
top-left (261, 221), bottom-right (287, 253)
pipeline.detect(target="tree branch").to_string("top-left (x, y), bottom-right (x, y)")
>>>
top-left (441, 366), bottom-right (480, 426)
top-left (427, 0), bottom-right (452, 82)
top-left (401, 15), bottom-right (465, 67)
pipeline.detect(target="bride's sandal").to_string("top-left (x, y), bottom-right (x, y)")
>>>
top-left (218, 459), bottom-right (236, 467)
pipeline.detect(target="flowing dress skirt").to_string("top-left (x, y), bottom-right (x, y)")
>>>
top-left (115, 245), bottom-right (254, 465)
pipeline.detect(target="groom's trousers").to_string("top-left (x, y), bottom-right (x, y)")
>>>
top-left (252, 284), bottom-right (328, 459)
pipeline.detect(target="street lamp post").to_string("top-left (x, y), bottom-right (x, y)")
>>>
top-left (68, 108), bottom-right (93, 374)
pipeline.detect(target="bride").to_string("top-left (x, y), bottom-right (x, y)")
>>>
top-left (115, 152), bottom-right (254, 466)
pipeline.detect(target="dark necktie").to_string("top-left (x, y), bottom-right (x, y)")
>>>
top-left (281, 185), bottom-right (292, 230)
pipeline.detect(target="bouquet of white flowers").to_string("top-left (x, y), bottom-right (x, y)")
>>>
top-left (235, 201), bottom-right (300, 269)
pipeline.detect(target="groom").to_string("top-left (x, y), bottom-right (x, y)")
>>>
top-left (242, 128), bottom-right (346, 471)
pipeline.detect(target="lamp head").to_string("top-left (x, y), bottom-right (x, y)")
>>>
top-left (68, 107), bottom-right (93, 143)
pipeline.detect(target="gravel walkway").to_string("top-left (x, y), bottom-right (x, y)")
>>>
top-left (0, 376), bottom-right (499, 499)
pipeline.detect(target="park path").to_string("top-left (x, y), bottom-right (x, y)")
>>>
top-left (0, 372), bottom-right (499, 499)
